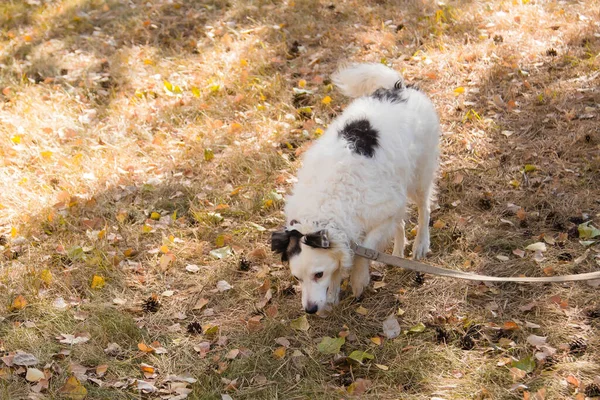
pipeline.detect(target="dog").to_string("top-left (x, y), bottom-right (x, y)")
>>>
top-left (271, 63), bottom-right (440, 314)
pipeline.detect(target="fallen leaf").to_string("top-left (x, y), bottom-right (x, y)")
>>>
top-left (193, 298), bottom-right (209, 310)
top-left (90, 275), bottom-right (105, 289)
top-left (375, 363), bottom-right (389, 371)
top-left (370, 337), bottom-right (382, 346)
top-left (513, 249), bottom-right (526, 258)
top-left (566, 375), bottom-right (580, 387)
top-left (26, 368), bottom-right (44, 382)
top-left (382, 315), bottom-right (401, 339)
top-left (275, 337), bottom-right (290, 348)
top-left (59, 376), bottom-right (87, 399)
top-left (525, 242), bottom-right (546, 252)
top-left (138, 343), bottom-right (154, 353)
top-left (526, 335), bottom-right (547, 347)
top-left (225, 349), bottom-right (240, 360)
top-left (210, 247), bottom-right (232, 259)
top-left (355, 306), bottom-right (368, 315)
top-left (510, 367), bottom-right (527, 381)
top-left (407, 322), bottom-right (426, 333)
top-left (317, 336), bottom-right (345, 354)
top-left (512, 356), bottom-right (536, 373)
top-left (137, 379), bottom-right (157, 393)
top-left (346, 378), bottom-right (372, 396)
top-left (347, 350), bottom-right (374, 364)
top-left (57, 333), bottom-right (90, 345)
top-left (95, 364), bottom-right (108, 377)
top-left (216, 280), bottom-right (233, 292)
top-left (578, 221), bottom-right (600, 239)
top-left (273, 347), bottom-right (286, 359)
top-left (290, 315), bottom-right (310, 331)
top-left (11, 295), bottom-right (28, 310)
top-left (186, 264), bottom-right (200, 273)
top-left (503, 321), bottom-right (519, 331)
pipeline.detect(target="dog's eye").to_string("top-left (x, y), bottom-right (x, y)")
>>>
top-left (314, 272), bottom-right (323, 280)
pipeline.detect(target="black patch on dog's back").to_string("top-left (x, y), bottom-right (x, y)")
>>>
top-left (339, 119), bottom-right (379, 158)
top-left (371, 87), bottom-right (406, 104)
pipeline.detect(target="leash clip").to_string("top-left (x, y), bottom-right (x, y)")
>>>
top-left (350, 242), bottom-right (379, 260)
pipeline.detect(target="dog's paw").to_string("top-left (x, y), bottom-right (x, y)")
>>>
top-left (350, 269), bottom-right (370, 299)
top-left (412, 237), bottom-right (430, 260)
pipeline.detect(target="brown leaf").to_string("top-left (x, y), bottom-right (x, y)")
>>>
top-left (566, 375), bottom-right (580, 387)
top-left (247, 315), bottom-right (263, 332)
top-left (265, 304), bottom-right (278, 318)
top-left (347, 378), bottom-right (372, 396)
top-left (59, 376), bottom-right (87, 399)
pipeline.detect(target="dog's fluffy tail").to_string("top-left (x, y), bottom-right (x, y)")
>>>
top-left (332, 63), bottom-right (404, 98)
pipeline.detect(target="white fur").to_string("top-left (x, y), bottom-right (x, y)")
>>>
top-left (284, 63), bottom-right (440, 313)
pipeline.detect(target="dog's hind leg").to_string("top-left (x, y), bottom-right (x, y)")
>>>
top-left (351, 220), bottom-right (395, 298)
top-left (412, 189), bottom-right (432, 260)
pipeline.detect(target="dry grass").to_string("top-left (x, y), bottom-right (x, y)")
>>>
top-left (1, 0), bottom-right (600, 399)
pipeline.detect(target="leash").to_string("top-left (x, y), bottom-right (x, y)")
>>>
top-left (350, 241), bottom-right (600, 283)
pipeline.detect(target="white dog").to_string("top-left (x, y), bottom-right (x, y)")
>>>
top-left (272, 63), bottom-right (440, 314)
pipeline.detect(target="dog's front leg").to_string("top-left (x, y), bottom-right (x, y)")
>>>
top-left (327, 267), bottom-right (343, 305)
top-left (350, 257), bottom-right (370, 298)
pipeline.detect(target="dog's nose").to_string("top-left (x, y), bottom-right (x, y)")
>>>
top-left (305, 303), bottom-right (318, 314)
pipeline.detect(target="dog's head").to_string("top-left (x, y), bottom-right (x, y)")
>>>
top-left (271, 227), bottom-right (344, 314)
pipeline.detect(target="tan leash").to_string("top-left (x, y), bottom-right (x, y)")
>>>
top-left (350, 241), bottom-right (600, 283)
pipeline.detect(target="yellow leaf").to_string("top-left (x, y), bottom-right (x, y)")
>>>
top-left (298, 79), bottom-right (306, 88)
top-left (509, 179), bottom-right (520, 188)
top-left (229, 122), bottom-right (243, 134)
top-left (263, 199), bottom-right (273, 208)
top-left (90, 275), bottom-right (105, 289)
top-left (150, 212), bottom-right (161, 220)
top-left (204, 148), bottom-right (214, 162)
top-left (240, 59), bottom-right (248, 67)
top-left (215, 235), bottom-right (225, 247)
top-left (11, 295), bottom-right (28, 310)
top-left (454, 86), bottom-right (465, 95)
top-left (356, 306), bottom-right (369, 315)
top-left (168, 234), bottom-right (175, 242)
top-left (160, 245), bottom-right (169, 254)
top-left (141, 224), bottom-right (153, 233)
top-left (59, 375), bottom-right (87, 400)
top-left (143, 59), bottom-right (154, 65)
top-left (314, 128), bottom-right (324, 137)
top-left (40, 269), bottom-right (52, 285)
top-left (273, 346), bottom-right (286, 359)
top-left (10, 226), bottom-right (17, 237)
top-left (191, 86), bottom-right (201, 98)
top-left (41, 150), bottom-right (52, 159)
top-left (370, 337), bottom-right (382, 346)
top-left (321, 96), bottom-right (332, 105)
top-left (11, 135), bottom-right (21, 144)
top-left (97, 229), bottom-right (106, 240)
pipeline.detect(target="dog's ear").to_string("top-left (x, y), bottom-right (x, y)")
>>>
top-left (271, 230), bottom-right (303, 261)
top-left (303, 230), bottom-right (330, 249)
